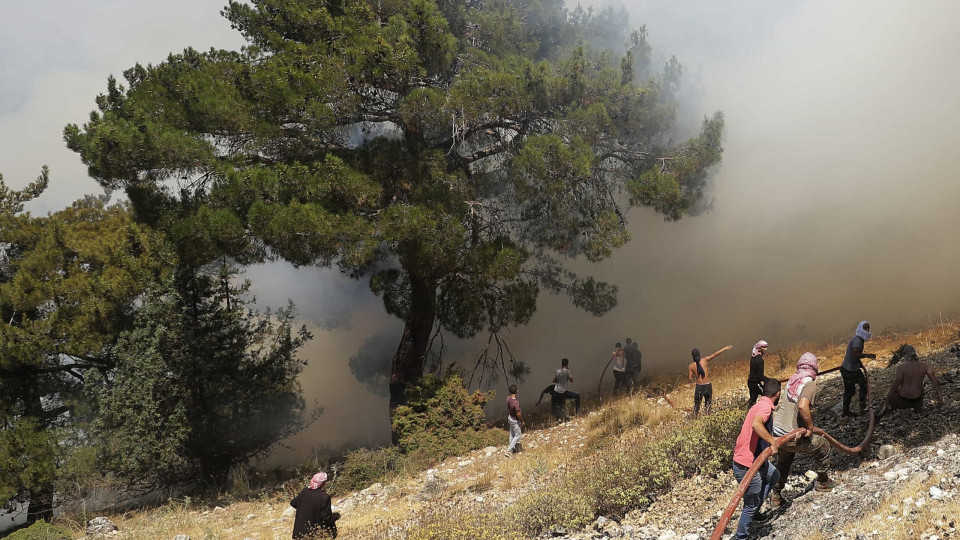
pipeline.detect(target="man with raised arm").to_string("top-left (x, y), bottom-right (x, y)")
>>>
top-left (731, 378), bottom-right (782, 539)
top-left (770, 353), bottom-right (834, 508)
top-left (841, 320), bottom-right (876, 417)
top-left (877, 344), bottom-right (943, 418)
top-left (687, 344), bottom-right (733, 416)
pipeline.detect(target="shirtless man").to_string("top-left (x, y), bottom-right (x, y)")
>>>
top-left (688, 345), bottom-right (733, 416)
top-left (878, 344), bottom-right (943, 418)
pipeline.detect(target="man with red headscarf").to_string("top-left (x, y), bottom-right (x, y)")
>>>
top-left (291, 472), bottom-right (340, 538)
top-left (770, 353), bottom-right (834, 508)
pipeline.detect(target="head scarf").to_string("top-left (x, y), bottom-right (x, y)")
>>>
top-left (692, 348), bottom-right (704, 379)
top-left (855, 321), bottom-right (872, 341)
top-left (785, 352), bottom-right (819, 401)
top-left (752, 340), bottom-right (769, 358)
top-left (309, 472), bottom-right (328, 490)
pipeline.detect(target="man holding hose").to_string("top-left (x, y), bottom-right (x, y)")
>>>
top-left (770, 353), bottom-right (834, 507)
top-left (731, 378), bottom-right (782, 538)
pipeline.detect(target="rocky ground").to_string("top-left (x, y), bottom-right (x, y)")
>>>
top-left (73, 333), bottom-right (960, 540)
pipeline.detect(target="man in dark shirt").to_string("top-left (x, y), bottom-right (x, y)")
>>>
top-left (291, 472), bottom-right (340, 539)
top-left (748, 340), bottom-right (769, 406)
top-left (505, 384), bottom-right (524, 456)
top-left (841, 321), bottom-right (876, 417)
top-left (624, 338), bottom-right (642, 390)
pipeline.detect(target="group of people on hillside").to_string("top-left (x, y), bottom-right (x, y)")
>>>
top-left (730, 320), bottom-right (945, 539)
top-left (289, 320), bottom-right (948, 539)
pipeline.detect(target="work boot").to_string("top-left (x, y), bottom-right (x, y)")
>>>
top-left (769, 491), bottom-right (784, 509)
top-left (841, 408), bottom-right (859, 418)
top-left (815, 476), bottom-right (837, 492)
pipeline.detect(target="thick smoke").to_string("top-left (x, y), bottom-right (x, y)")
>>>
top-left (5, 0), bottom-right (960, 462)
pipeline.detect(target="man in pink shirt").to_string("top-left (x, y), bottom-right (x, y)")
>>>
top-left (730, 378), bottom-right (782, 539)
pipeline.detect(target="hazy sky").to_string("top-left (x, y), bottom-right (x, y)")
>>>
top-left (3, 0), bottom-right (960, 461)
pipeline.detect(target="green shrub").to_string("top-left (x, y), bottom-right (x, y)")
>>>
top-left (328, 445), bottom-right (405, 496)
top-left (4, 521), bottom-right (72, 540)
top-left (889, 343), bottom-right (912, 367)
top-left (662, 406), bottom-right (742, 475)
top-left (505, 488), bottom-right (593, 536)
top-left (392, 374), bottom-right (497, 461)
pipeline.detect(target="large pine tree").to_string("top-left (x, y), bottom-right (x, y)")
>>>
top-left (65, 0), bottom-right (724, 422)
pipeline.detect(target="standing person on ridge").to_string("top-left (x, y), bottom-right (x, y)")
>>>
top-left (504, 384), bottom-right (524, 457)
top-left (770, 353), bottom-right (834, 508)
top-left (841, 321), bottom-right (876, 417)
top-left (551, 358), bottom-right (581, 420)
top-left (731, 378), bottom-right (782, 539)
top-left (624, 338), bottom-right (642, 391)
top-left (610, 342), bottom-right (627, 394)
top-left (748, 340), bottom-right (769, 406)
top-left (687, 345), bottom-right (733, 416)
top-left (290, 472), bottom-right (340, 539)
top-left (877, 344), bottom-right (944, 418)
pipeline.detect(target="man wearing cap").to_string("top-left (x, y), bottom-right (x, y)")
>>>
top-left (841, 321), bottom-right (876, 417)
top-left (770, 353), bottom-right (834, 507)
top-left (291, 472), bottom-right (340, 538)
top-left (878, 344), bottom-right (944, 418)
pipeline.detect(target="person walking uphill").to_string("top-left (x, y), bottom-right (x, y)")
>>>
top-left (748, 340), bottom-right (769, 406)
top-left (291, 472), bottom-right (340, 539)
top-left (841, 321), bottom-right (876, 417)
top-left (687, 345), bottom-right (733, 416)
top-left (505, 384), bottom-right (524, 457)
top-left (770, 353), bottom-right (834, 508)
top-left (731, 378), bottom-right (782, 539)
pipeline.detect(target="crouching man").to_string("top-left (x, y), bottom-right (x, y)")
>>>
top-left (731, 378), bottom-right (782, 538)
top-left (771, 353), bottom-right (834, 507)
top-left (878, 344), bottom-right (943, 418)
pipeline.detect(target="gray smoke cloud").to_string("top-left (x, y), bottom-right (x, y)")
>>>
top-left (5, 0), bottom-right (960, 463)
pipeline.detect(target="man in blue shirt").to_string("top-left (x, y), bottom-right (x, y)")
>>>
top-left (840, 321), bottom-right (876, 417)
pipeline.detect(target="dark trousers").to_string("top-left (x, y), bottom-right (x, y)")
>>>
top-left (694, 383), bottom-right (713, 416)
top-left (840, 367), bottom-right (868, 411)
top-left (748, 379), bottom-right (763, 406)
top-left (732, 460), bottom-right (780, 540)
top-left (551, 390), bottom-right (581, 418)
top-left (613, 370), bottom-right (628, 393)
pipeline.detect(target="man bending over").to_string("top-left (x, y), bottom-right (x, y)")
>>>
top-left (878, 344), bottom-right (943, 418)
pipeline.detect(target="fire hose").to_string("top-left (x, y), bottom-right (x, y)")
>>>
top-left (710, 366), bottom-right (875, 540)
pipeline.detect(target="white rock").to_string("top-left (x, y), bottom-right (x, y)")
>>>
top-left (657, 531), bottom-right (679, 540)
top-left (883, 471), bottom-right (899, 481)
top-left (214, 506), bottom-right (226, 513)
top-left (282, 506), bottom-right (296, 517)
top-left (682, 534), bottom-right (699, 540)
top-left (475, 496), bottom-right (484, 503)
top-left (171, 535), bottom-right (190, 540)
top-left (931, 486), bottom-right (945, 500)
top-left (805, 470), bottom-right (819, 481)
top-left (595, 516), bottom-right (608, 530)
top-left (244, 514), bottom-right (256, 521)
top-left (86, 517), bottom-right (119, 536)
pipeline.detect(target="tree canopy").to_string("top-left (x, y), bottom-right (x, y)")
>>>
top-left (0, 170), bottom-right (165, 520)
top-left (65, 0), bottom-right (724, 415)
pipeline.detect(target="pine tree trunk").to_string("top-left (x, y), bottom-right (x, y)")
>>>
top-left (388, 274), bottom-right (437, 415)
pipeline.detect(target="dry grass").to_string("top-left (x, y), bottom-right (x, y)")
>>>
top-left (50, 317), bottom-right (958, 540)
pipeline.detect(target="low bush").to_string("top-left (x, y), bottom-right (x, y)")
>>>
top-left (4, 521), bottom-right (72, 540)
top-left (327, 445), bottom-right (405, 496)
top-left (504, 489), bottom-right (593, 536)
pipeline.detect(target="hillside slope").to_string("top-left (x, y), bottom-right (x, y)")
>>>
top-left (52, 324), bottom-right (960, 540)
